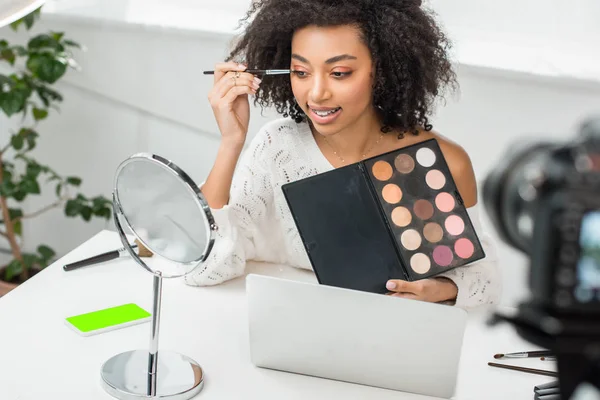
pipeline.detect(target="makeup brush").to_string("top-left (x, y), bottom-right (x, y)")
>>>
top-left (487, 362), bottom-right (557, 377)
top-left (63, 239), bottom-right (153, 271)
top-left (494, 350), bottom-right (553, 359)
top-left (535, 381), bottom-right (559, 391)
top-left (535, 394), bottom-right (561, 400)
top-left (535, 387), bottom-right (561, 396)
top-left (135, 239), bottom-right (153, 257)
top-left (202, 69), bottom-right (291, 75)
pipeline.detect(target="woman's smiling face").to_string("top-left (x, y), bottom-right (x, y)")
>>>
top-left (290, 24), bottom-right (377, 136)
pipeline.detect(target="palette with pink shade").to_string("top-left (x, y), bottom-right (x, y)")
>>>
top-left (363, 139), bottom-right (485, 280)
top-left (282, 138), bottom-right (485, 294)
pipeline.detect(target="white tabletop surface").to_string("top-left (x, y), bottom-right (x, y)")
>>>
top-left (0, 230), bottom-right (556, 400)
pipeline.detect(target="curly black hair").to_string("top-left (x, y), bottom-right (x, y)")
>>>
top-left (226, 0), bottom-right (456, 136)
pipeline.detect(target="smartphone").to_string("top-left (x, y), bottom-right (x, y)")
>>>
top-left (65, 303), bottom-right (151, 336)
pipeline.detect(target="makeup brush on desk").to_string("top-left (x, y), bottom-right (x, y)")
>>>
top-left (487, 362), bottom-right (557, 377)
top-left (63, 239), bottom-right (153, 271)
top-left (494, 350), bottom-right (553, 359)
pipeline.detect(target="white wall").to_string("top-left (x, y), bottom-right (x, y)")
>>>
top-left (429, 0), bottom-right (600, 45)
top-left (1, 4), bottom-right (599, 307)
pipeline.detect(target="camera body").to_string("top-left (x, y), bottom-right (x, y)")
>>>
top-left (483, 117), bottom-right (600, 399)
top-left (484, 118), bottom-right (600, 316)
top-left (532, 186), bottom-right (600, 315)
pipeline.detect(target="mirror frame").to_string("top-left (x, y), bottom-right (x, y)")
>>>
top-left (112, 153), bottom-right (217, 276)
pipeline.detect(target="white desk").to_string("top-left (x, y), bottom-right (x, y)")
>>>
top-left (0, 230), bottom-right (555, 400)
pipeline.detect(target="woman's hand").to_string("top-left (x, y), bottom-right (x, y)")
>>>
top-left (208, 62), bottom-right (261, 147)
top-left (386, 277), bottom-right (458, 303)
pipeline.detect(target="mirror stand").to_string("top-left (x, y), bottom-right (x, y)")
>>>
top-left (100, 158), bottom-right (212, 400)
top-left (100, 271), bottom-right (203, 400)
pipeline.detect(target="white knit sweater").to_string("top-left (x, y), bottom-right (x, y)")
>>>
top-left (185, 118), bottom-right (501, 308)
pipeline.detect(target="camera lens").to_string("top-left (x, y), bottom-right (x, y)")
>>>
top-left (482, 142), bottom-right (556, 254)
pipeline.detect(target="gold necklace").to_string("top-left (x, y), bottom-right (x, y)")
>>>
top-left (323, 132), bottom-right (385, 165)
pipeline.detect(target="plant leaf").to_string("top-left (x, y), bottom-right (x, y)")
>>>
top-left (65, 199), bottom-right (81, 217)
top-left (23, 11), bottom-right (37, 30)
top-left (35, 84), bottom-right (63, 107)
top-left (22, 253), bottom-right (38, 269)
top-left (66, 176), bottom-right (81, 186)
top-left (12, 190), bottom-right (26, 202)
top-left (9, 6), bottom-right (41, 32)
top-left (91, 196), bottom-right (112, 220)
top-left (26, 162), bottom-right (42, 178)
top-left (28, 34), bottom-right (60, 51)
top-left (92, 196), bottom-right (106, 208)
top-left (8, 208), bottom-right (23, 220)
top-left (13, 220), bottom-right (22, 236)
top-left (21, 178), bottom-right (40, 194)
top-left (22, 128), bottom-right (39, 150)
top-left (26, 54), bottom-right (68, 84)
top-left (32, 108), bottom-right (48, 121)
top-left (51, 32), bottom-right (65, 42)
top-left (55, 183), bottom-right (62, 197)
top-left (10, 134), bottom-right (24, 150)
top-left (37, 245), bottom-right (56, 260)
top-left (4, 260), bottom-right (22, 281)
top-left (98, 207), bottom-right (112, 220)
top-left (13, 46), bottom-right (28, 56)
top-left (0, 89), bottom-right (29, 116)
top-left (63, 40), bottom-right (81, 49)
top-left (81, 206), bottom-right (92, 221)
top-left (1, 48), bottom-right (15, 65)
top-left (10, 20), bottom-right (22, 32)
top-left (2, 168), bottom-right (12, 181)
top-left (0, 180), bottom-right (15, 197)
top-left (0, 73), bottom-right (14, 88)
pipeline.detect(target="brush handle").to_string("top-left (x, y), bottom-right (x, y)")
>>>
top-left (503, 350), bottom-right (553, 358)
top-left (63, 250), bottom-right (121, 271)
top-left (535, 394), bottom-right (561, 400)
top-left (525, 351), bottom-right (554, 357)
top-left (536, 387), bottom-right (561, 396)
top-left (487, 362), bottom-right (557, 377)
top-left (535, 381), bottom-right (559, 391)
top-left (202, 69), bottom-right (290, 75)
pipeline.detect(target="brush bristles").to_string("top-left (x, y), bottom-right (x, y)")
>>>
top-left (135, 239), bottom-right (154, 258)
top-left (493, 354), bottom-right (504, 359)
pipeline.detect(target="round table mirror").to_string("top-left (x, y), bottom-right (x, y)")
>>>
top-left (101, 153), bottom-right (217, 400)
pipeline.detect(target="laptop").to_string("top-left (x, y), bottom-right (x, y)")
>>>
top-left (246, 274), bottom-right (468, 398)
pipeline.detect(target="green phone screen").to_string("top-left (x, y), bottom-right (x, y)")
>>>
top-left (66, 303), bottom-right (151, 333)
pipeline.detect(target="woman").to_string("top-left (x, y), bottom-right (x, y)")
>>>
top-left (185, 0), bottom-right (501, 307)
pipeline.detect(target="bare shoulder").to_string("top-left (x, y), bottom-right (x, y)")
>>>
top-left (422, 130), bottom-right (478, 207)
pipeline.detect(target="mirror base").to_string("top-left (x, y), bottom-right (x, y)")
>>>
top-left (101, 350), bottom-right (204, 400)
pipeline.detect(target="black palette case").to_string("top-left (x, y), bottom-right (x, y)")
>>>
top-left (281, 139), bottom-right (485, 294)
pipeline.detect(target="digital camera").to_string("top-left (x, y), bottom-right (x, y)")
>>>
top-left (483, 117), bottom-right (600, 400)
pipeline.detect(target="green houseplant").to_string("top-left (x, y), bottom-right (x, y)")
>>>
top-left (0, 8), bottom-right (112, 294)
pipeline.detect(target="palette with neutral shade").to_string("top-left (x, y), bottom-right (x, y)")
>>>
top-left (364, 139), bottom-right (485, 281)
top-left (281, 138), bottom-right (486, 295)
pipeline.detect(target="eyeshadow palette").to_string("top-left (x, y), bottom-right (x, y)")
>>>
top-left (363, 140), bottom-right (485, 281)
top-left (282, 138), bottom-right (486, 293)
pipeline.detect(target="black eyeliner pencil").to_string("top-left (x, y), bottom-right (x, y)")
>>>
top-left (202, 69), bottom-right (291, 75)
top-left (488, 362), bottom-right (558, 377)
